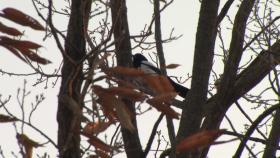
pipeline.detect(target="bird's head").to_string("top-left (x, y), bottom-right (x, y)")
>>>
top-left (132, 53), bottom-right (148, 68)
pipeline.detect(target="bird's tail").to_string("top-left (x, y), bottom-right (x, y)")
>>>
top-left (167, 77), bottom-right (189, 98)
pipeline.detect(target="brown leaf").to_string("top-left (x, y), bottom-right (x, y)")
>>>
top-left (106, 87), bottom-right (146, 101)
top-left (106, 66), bottom-right (146, 77)
top-left (0, 36), bottom-right (51, 64)
top-left (143, 75), bottom-right (165, 93)
top-left (93, 85), bottom-right (135, 131)
top-left (0, 22), bottom-right (22, 36)
top-left (143, 75), bottom-right (174, 94)
top-left (88, 136), bottom-right (113, 152)
top-left (1, 44), bottom-right (27, 63)
top-left (0, 114), bottom-right (18, 123)
top-left (164, 63), bottom-right (181, 69)
top-left (17, 47), bottom-right (51, 64)
top-left (96, 149), bottom-right (111, 158)
top-left (16, 133), bottom-right (41, 148)
top-left (83, 121), bottom-right (113, 135)
top-left (111, 96), bottom-right (135, 132)
top-left (147, 99), bottom-right (179, 119)
top-left (16, 133), bottom-right (42, 158)
top-left (0, 36), bottom-right (41, 49)
top-left (96, 95), bottom-right (118, 121)
top-left (147, 92), bottom-right (177, 104)
top-left (2, 8), bottom-right (45, 30)
top-left (176, 129), bottom-right (226, 153)
top-left (110, 77), bottom-right (137, 89)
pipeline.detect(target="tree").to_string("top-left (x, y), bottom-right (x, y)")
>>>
top-left (1, 0), bottom-right (280, 158)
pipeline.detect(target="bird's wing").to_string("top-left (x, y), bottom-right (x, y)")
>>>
top-left (140, 61), bottom-right (162, 74)
top-left (167, 77), bottom-right (189, 98)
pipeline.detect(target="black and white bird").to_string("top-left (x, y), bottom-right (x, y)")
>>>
top-left (132, 53), bottom-right (189, 98)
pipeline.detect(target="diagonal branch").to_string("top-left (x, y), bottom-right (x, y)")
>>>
top-left (262, 109), bottom-right (280, 158)
top-left (233, 104), bottom-right (280, 158)
top-left (216, 0), bottom-right (235, 26)
top-left (143, 113), bottom-right (164, 157)
top-left (153, 0), bottom-right (176, 157)
top-left (217, 0), bottom-right (256, 104)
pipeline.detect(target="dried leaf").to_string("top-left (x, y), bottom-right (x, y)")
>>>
top-left (106, 87), bottom-right (146, 101)
top-left (0, 36), bottom-right (41, 49)
top-left (0, 114), bottom-right (18, 123)
top-left (16, 133), bottom-right (42, 158)
top-left (16, 133), bottom-right (41, 148)
top-left (164, 63), bottom-right (180, 69)
top-left (176, 129), bottom-right (226, 153)
top-left (96, 149), bottom-right (111, 158)
top-left (112, 96), bottom-right (135, 132)
top-left (110, 77), bottom-right (137, 89)
top-left (0, 22), bottom-right (22, 36)
top-left (93, 85), bottom-right (135, 131)
top-left (96, 94), bottom-right (118, 121)
top-left (106, 66), bottom-right (146, 77)
top-left (147, 99), bottom-right (179, 119)
top-left (143, 75), bottom-right (164, 93)
top-left (144, 75), bottom-right (174, 94)
top-left (0, 36), bottom-right (51, 64)
top-left (17, 47), bottom-right (51, 64)
top-left (147, 92), bottom-right (177, 104)
top-left (83, 121), bottom-right (113, 135)
top-left (2, 8), bottom-right (45, 30)
top-left (88, 136), bottom-right (113, 152)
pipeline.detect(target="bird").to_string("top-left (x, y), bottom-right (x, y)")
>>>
top-left (132, 53), bottom-right (189, 98)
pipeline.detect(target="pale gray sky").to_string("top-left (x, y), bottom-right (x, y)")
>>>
top-left (0, 0), bottom-right (273, 157)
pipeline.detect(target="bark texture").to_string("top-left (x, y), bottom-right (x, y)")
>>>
top-left (57, 0), bottom-right (91, 157)
top-left (176, 0), bottom-right (219, 157)
top-left (111, 0), bottom-right (144, 158)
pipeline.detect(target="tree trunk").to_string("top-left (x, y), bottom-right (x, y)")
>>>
top-left (262, 109), bottom-right (280, 158)
top-left (176, 0), bottom-right (219, 157)
top-left (57, 0), bottom-right (90, 157)
top-left (111, 0), bottom-right (144, 158)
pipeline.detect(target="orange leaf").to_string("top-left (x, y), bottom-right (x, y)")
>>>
top-left (110, 77), bottom-right (137, 89)
top-left (93, 85), bottom-right (135, 131)
top-left (93, 86), bottom-right (118, 120)
top-left (106, 87), bottom-right (146, 101)
top-left (96, 149), bottom-right (111, 158)
top-left (0, 114), bottom-right (18, 123)
top-left (83, 121), bottom-right (113, 135)
top-left (88, 136), bottom-right (113, 152)
top-left (2, 8), bottom-right (45, 30)
top-left (16, 133), bottom-right (41, 148)
top-left (16, 133), bottom-right (42, 158)
top-left (0, 22), bottom-right (22, 36)
top-left (147, 98), bottom-right (179, 119)
top-left (143, 75), bottom-right (174, 94)
top-left (143, 75), bottom-right (164, 93)
top-left (106, 66), bottom-right (146, 77)
top-left (96, 95), bottom-right (118, 121)
top-left (147, 92), bottom-right (177, 104)
top-left (112, 96), bottom-right (135, 132)
top-left (164, 63), bottom-right (181, 69)
top-left (176, 129), bottom-right (226, 153)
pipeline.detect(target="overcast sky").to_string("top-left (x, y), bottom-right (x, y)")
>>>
top-left (0, 0), bottom-right (270, 157)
